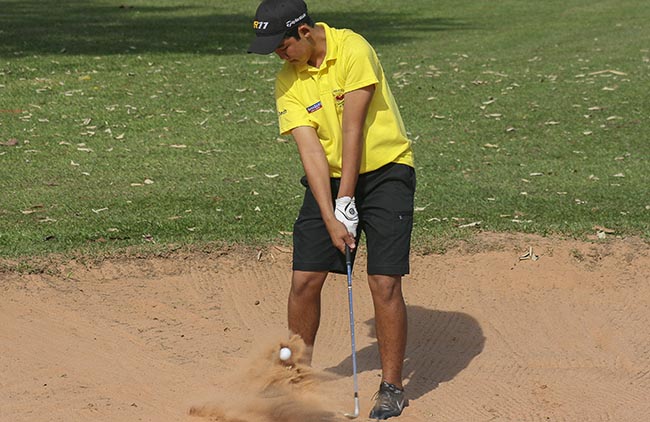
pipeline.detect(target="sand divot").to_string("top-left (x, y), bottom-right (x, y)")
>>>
top-left (189, 334), bottom-right (341, 422)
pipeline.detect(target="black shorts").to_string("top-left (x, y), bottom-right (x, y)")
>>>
top-left (292, 163), bottom-right (416, 275)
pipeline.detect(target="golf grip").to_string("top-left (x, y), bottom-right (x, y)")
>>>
top-left (345, 243), bottom-right (352, 265)
top-left (345, 245), bottom-right (360, 417)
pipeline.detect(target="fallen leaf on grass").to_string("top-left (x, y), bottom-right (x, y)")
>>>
top-left (588, 69), bottom-right (627, 76)
top-left (21, 205), bottom-right (44, 215)
top-left (0, 138), bottom-right (18, 146)
top-left (458, 221), bottom-right (481, 228)
top-left (253, 119), bottom-right (275, 126)
top-left (593, 225), bottom-right (615, 234)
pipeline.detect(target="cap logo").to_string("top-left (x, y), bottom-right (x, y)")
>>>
top-left (253, 20), bottom-right (270, 30)
top-left (286, 12), bottom-right (306, 27)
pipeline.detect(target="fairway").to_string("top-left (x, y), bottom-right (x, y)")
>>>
top-left (1, 0), bottom-right (648, 259)
top-left (1, 0), bottom-right (649, 421)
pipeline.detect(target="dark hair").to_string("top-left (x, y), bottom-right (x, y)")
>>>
top-left (284, 16), bottom-right (314, 40)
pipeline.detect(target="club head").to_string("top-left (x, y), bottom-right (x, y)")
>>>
top-left (343, 397), bottom-right (360, 419)
top-left (344, 410), bottom-right (359, 419)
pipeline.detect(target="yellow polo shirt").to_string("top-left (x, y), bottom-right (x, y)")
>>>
top-left (275, 23), bottom-right (413, 177)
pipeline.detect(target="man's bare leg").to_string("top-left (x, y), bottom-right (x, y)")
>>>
top-left (287, 270), bottom-right (328, 364)
top-left (368, 274), bottom-right (407, 388)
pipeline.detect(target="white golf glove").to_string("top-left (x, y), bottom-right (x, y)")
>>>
top-left (334, 196), bottom-right (359, 237)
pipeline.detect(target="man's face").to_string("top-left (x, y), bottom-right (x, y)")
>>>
top-left (274, 32), bottom-right (310, 65)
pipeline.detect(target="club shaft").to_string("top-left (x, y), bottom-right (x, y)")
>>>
top-left (345, 245), bottom-right (360, 418)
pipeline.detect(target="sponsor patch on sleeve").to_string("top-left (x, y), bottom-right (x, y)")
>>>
top-left (306, 101), bottom-right (322, 114)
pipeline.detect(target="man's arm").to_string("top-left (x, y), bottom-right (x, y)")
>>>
top-left (338, 84), bottom-right (375, 198)
top-left (291, 126), bottom-right (355, 252)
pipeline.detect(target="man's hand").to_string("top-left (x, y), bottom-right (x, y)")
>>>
top-left (335, 196), bottom-right (359, 237)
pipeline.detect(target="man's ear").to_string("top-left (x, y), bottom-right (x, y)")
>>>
top-left (297, 24), bottom-right (312, 39)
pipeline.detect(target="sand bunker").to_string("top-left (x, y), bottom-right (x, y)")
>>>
top-left (1, 233), bottom-right (649, 421)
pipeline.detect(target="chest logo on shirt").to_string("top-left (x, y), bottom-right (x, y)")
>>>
top-left (306, 101), bottom-right (322, 114)
top-left (333, 89), bottom-right (345, 110)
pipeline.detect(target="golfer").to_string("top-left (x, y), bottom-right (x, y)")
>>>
top-left (248, 0), bottom-right (415, 419)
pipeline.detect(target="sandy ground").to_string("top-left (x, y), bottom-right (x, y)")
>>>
top-left (2, 232), bottom-right (650, 422)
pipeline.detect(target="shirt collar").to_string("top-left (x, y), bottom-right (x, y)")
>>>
top-left (298, 22), bottom-right (338, 73)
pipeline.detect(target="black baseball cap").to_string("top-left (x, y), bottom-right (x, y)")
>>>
top-left (248, 0), bottom-right (312, 54)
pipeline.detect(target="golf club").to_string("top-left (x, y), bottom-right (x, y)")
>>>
top-left (344, 244), bottom-right (360, 419)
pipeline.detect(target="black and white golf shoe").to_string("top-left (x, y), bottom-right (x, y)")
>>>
top-left (369, 381), bottom-right (409, 420)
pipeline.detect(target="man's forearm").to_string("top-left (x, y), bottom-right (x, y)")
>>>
top-left (291, 126), bottom-right (336, 225)
top-left (303, 151), bottom-right (338, 227)
top-left (292, 125), bottom-right (356, 250)
top-left (338, 127), bottom-right (362, 198)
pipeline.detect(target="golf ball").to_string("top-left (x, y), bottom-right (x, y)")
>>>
top-left (279, 347), bottom-right (292, 361)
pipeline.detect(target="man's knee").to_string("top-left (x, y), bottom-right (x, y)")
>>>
top-left (290, 271), bottom-right (327, 297)
top-left (368, 275), bottom-right (403, 303)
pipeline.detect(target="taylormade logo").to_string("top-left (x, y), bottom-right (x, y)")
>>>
top-left (286, 13), bottom-right (306, 27)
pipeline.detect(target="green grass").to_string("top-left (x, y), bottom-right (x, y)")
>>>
top-left (1, 0), bottom-right (648, 259)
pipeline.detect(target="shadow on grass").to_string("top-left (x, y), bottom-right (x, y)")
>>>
top-left (325, 305), bottom-right (485, 400)
top-left (0, 1), bottom-right (472, 57)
